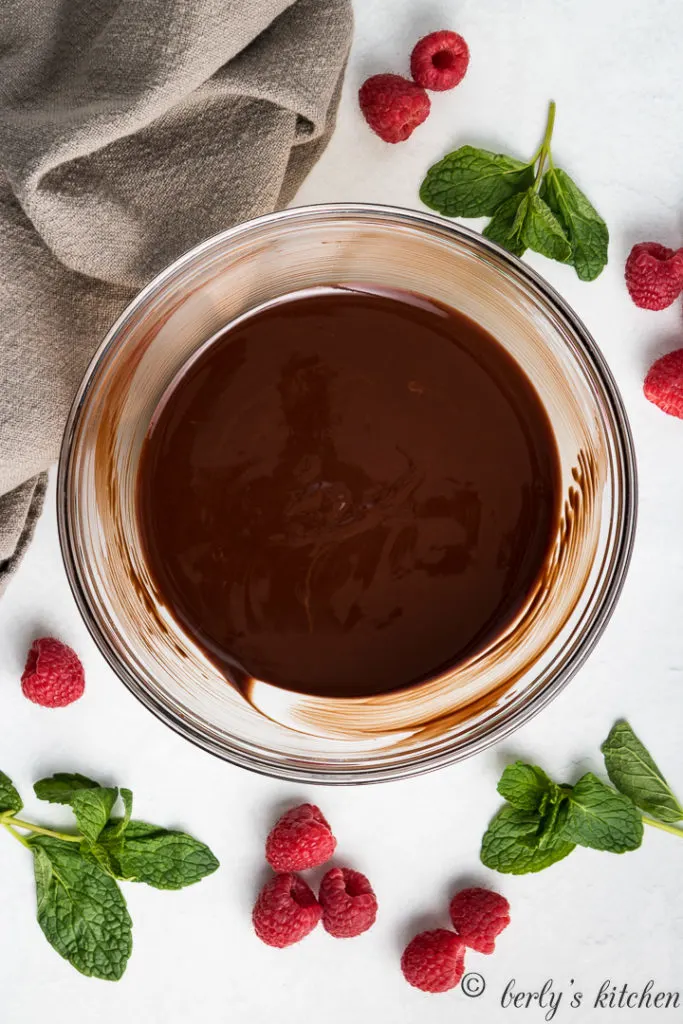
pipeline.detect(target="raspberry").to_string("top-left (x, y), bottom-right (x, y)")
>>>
top-left (625, 242), bottom-right (683, 310)
top-left (410, 31), bottom-right (470, 91)
top-left (21, 638), bottom-right (85, 708)
top-left (252, 873), bottom-right (322, 947)
top-left (401, 929), bottom-right (465, 992)
top-left (358, 74), bottom-right (430, 143)
top-left (319, 867), bottom-right (377, 938)
top-left (644, 347), bottom-right (683, 419)
top-left (449, 887), bottom-right (510, 954)
top-left (265, 804), bottom-right (336, 872)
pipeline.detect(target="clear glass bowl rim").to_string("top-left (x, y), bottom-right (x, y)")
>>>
top-left (57, 203), bottom-right (638, 785)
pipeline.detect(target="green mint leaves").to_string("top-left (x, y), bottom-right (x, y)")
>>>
top-left (481, 193), bottom-right (526, 256)
top-left (34, 772), bottom-right (101, 803)
top-left (540, 167), bottom-right (609, 280)
top-left (420, 101), bottom-right (608, 280)
top-left (484, 189), bottom-right (572, 263)
top-left (113, 822), bottom-right (221, 890)
top-left (497, 762), bottom-right (557, 812)
top-left (108, 788), bottom-right (133, 839)
top-left (518, 191), bottom-right (573, 263)
top-left (0, 771), bottom-right (23, 814)
top-left (562, 773), bottom-right (643, 852)
top-left (602, 721), bottom-right (683, 824)
top-left (71, 789), bottom-right (119, 844)
top-left (87, 819), bottom-right (221, 890)
top-left (482, 765), bottom-right (575, 874)
top-left (420, 148), bottom-right (535, 218)
top-left (36, 774), bottom-right (124, 846)
top-left (0, 770), bottom-right (219, 980)
top-left (481, 721), bottom-right (683, 875)
top-left (481, 804), bottom-right (576, 875)
top-left (32, 837), bottom-right (133, 981)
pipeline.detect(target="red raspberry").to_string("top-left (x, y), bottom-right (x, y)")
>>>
top-left (21, 638), bottom-right (85, 708)
top-left (644, 347), bottom-right (683, 419)
top-left (410, 31), bottom-right (470, 91)
top-left (319, 867), bottom-right (377, 938)
top-left (265, 804), bottom-right (336, 872)
top-left (358, 74), bottom-right (430, 143)
top-left (449, 887), bottom-right (510, 954)
top-left (625, 242), bottom-right (683, 310)
top-left (252, 873), bottom-right (322, 948)
top-left (401, 929), bottom-right (465, 993)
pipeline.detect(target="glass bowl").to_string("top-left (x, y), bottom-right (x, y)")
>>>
top-left (57, 204), bottom-right (637, 783)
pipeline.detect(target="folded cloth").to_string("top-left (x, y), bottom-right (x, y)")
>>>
top-left (0, 0), bottom-right (352, 594)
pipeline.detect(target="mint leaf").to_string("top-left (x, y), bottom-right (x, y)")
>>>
top-left (519, 192), bottom-right (572, 262)
top-left (121, 789), bottom-right (133, 823)
top-left (535, 794), bottom-right (570, 850)
top-left (107, 788), bottom-right (133, 840)
top-left (34, 773), bottom-right (117, 843)
top-left (81, 791), bottom-right (133, 878)
top-left (485, 188), bottom-right (571, 265)
top-left (497, 762), bottom-right (557, 812)
top-left (602, 721), bottom-right (683, 824)
top-left (82, 834), bottom-right (126, 879)
top-left (0, 771), bottom-right (23, 814)
top-left (481, 805), bottom-right (575, 874)
top-left (514, 786), bottom-right (570, 851)
top-left (116, 821), bottom-right (220, 890)
top-left (85, 792), bottom-right (135, 879)
top-left (483, 192), bottom-right (529, 257)
top-left (70, 788), bottom-right (118, 844)
top-left (562, 773), bottom-right (643, 852)
top-left (34, 773), bottom-right (100, 804)
top-left (30, 836), bottom-right (132, 980)
top-left (420, 147), bottom-right (535, 218)
top-left (541, 167), bottom-right (608, 281)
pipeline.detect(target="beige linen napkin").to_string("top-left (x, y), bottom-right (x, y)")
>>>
top-left (0, 0), bottom-right (352, 593)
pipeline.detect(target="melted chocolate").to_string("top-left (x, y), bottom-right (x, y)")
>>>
top-left (137, 288), bottom-right (560, 698)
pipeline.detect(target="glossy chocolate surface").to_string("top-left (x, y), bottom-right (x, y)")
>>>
top-left (137, 288), bottom-right (560, 698)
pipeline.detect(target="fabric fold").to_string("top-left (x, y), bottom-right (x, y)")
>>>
top-left (0, 0), bottom-right (353, 595)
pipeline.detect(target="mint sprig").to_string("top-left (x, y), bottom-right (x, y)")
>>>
top-left (481, 721), bottom-right (683, 874)
top-left (420, 101), bottom-right (608, 280)
top-left (0, 771), bottom-right (219, 979)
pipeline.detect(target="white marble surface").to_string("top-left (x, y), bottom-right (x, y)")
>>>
top-left (2, 1), bottom-right (683, 1020)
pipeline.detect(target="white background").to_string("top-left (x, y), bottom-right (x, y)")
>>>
top-left (2, 1), bottom-right (683, 1021)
